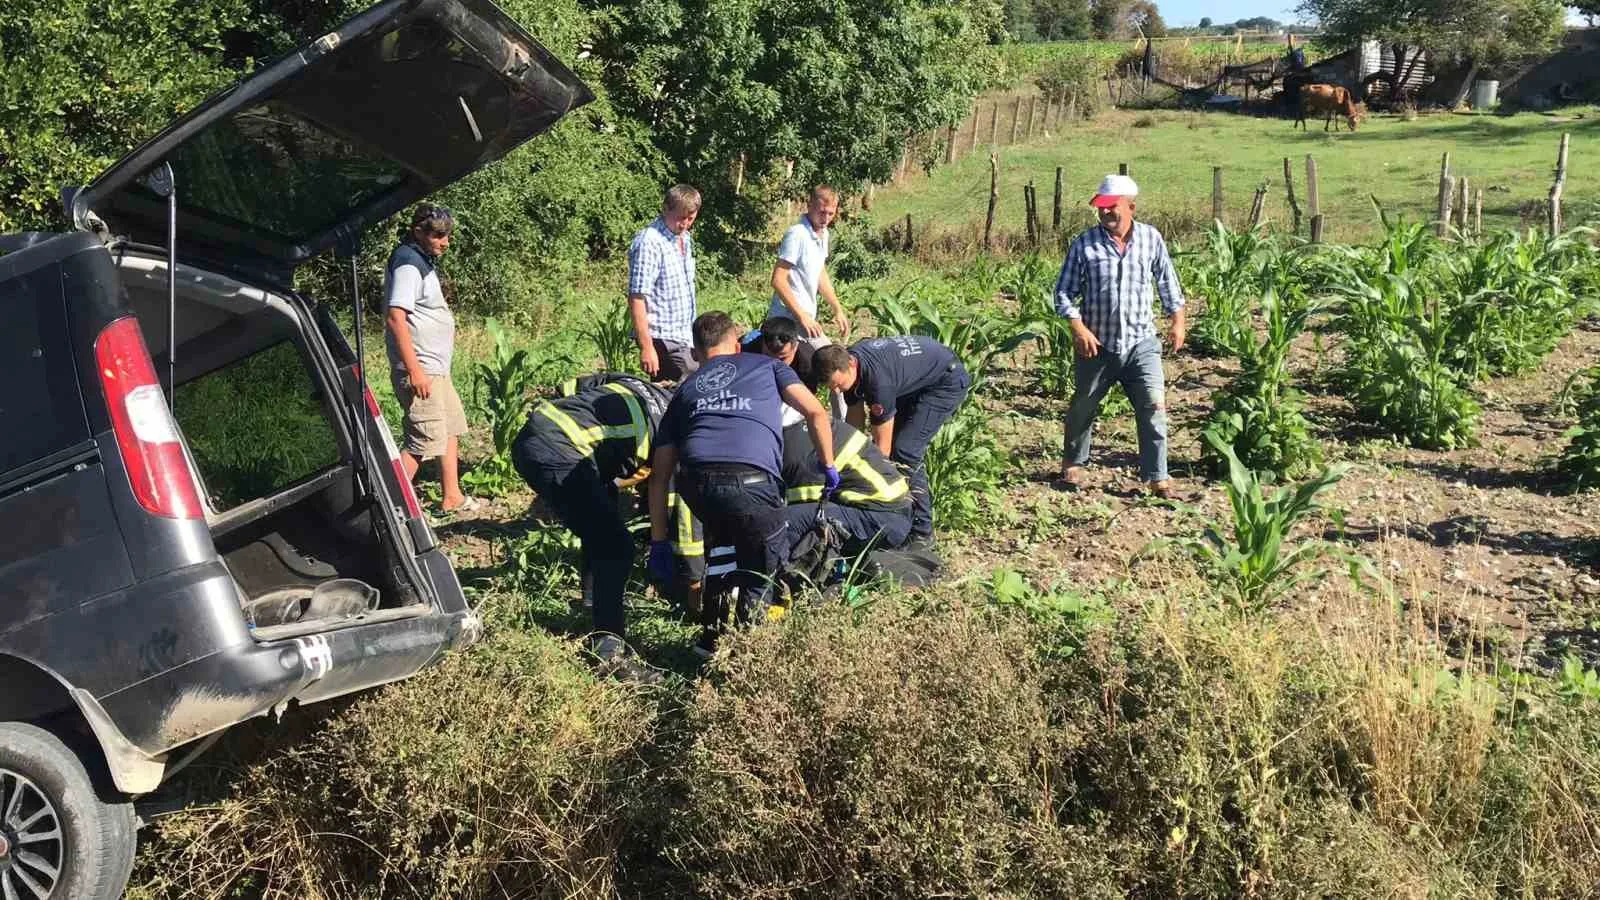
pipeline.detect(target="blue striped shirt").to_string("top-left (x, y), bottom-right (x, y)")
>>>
top-left (1054, 221), bottom-right (1185, 355)
top-left (627, 218), bottom-right (697, 345)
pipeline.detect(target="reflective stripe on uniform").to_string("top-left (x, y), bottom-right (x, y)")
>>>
top-left (783, 430), bottom-right (908, 504)
top-left (535, 383), bottom-right (649, 461)
top-left (668, 491), bottom-right (703, 558)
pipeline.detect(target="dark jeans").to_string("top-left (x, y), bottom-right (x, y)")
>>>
top-left (512, 429), bottom-right (632, 636)
top-left (785, 502), bottom-right (912, 555)
top-left (891, 363), bottom-right (971, 539)
top-left (653, 338), bottom-right (699, 383)
top-left (1063, 336), bottom-right (1168, 482)
top-left (679, 463), bottom-right (788, 628)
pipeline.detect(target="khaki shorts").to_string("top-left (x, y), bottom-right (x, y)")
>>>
top-left (391, 371), bottom-right (469, 459)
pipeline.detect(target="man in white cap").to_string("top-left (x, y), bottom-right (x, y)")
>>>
top-left (1054, 173), bottom-right (1186, 499)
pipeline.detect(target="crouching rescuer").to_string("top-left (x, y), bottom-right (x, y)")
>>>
top-left (813, 336), bottom-right (970, 550)
top-left (511, 372), bottom-right (686, 681)
top-left (780, 418), bottom-right (912, 569)
top-left (647, 312), bottom-right (837, 654)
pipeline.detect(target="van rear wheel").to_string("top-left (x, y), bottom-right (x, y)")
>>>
top-left (0, 723), bottom-right (136, 899)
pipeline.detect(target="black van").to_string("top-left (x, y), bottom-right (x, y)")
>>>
top-left (0, 1), bottom-right (592, 895)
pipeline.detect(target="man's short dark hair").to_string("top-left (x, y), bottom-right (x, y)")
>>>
top-left (812, 344), bottom-right (852, 381)
top-left (410, 203), bottom-right (454, 236)
top-left (692, 311), bottom-right (739, 353)
top-left (754, 316), bottom-right (800, 356)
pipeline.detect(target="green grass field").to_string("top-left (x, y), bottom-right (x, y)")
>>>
top-left (874, 108), bottom-right (1600, 248)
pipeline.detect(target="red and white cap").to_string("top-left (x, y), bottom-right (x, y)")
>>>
top-left (1091, 174), bottom-right (1139, 209)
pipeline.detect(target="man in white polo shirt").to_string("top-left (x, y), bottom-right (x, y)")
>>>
top-left (769, 185), bottom-right (850, 416)
top-left (769, 185), bottom-right (850, 343)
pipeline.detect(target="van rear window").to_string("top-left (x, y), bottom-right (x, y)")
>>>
top-left (0, 263), bottom-right (90, 475)
top-left (172, 340), bottom-right (341, 511)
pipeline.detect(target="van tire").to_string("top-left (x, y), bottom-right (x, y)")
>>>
top-left (0, 722), bottom-right (137, 900)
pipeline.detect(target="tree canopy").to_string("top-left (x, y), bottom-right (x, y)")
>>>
top-left (1296, 0), bottom-right (1566, 75)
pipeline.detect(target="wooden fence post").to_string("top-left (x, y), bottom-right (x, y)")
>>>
top-left (863, 182), bottom-right (875, 212)
top-left (1022, 183), bottom-right (1034, 245)
top-left (1212, 166), bottom-right (1224, 225)
top-left (984, 153), bottom-right (999, 251)
top-left (1436, 152), bottom-right (1452, 238)
top-left (1455, 176), bottom-right (1469, 234)
top-left (1053, 166), bottom-right (1064, 230)
top-left (1283, 156), bottom-right (1301, 234)
top-left (1119, 162), bottom-right (1129, 176)
top-left (1248, 181), bottom-right (1268, 229)
top-left (1026, 97), bottom-right (1038, 140)
top-left (988, 102), bottom-right (1000, 146)
top-left (1474, 188), bottom-right (1484, 237)
top-left (944, 125), bottom-right (957, 165)
top-left (1106, 72), bottom-right (1116, 108)
top-left (1010, 98), bottom-right (1023, 144)
top-left (1066, 93), bottom-right (1077, 124)
top-left (1306, 154), bottom-right (1323, 243)
top-left (968, 110), bottom-right (980, 155)
top-left (1549, 132), bottom-right (1570, 234)
top-left (733, 153), bottom-right (746, 196)
top-left (903, 213), bottom-right (914, 253)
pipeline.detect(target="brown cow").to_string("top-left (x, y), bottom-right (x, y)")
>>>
top-left (1295, 84), bottom-right (1361, 132)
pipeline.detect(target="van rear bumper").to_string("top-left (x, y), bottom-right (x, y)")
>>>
top-left (83, 560), bottom-right (478, 765)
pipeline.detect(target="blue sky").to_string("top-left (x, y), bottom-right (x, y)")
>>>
top-left (1159, 0), bottom-right (1307, 26)
top-left (1158, 1), bottom-right (1591, 27)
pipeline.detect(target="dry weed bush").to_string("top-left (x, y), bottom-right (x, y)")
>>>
top-left (1048, 590), bottom-right (1600, 898)
top-left (658, 601), bottom-right (1115, 898)
top-left (129, 631), bottom-right (656, 899)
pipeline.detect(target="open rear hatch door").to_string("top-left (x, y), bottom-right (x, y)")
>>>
top-left (68, 0), bottom-right (593, 286)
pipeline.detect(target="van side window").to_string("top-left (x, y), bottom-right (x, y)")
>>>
top-left (0, 264), bottom-right (90, 474)
top-left (172, 340), bottom-right (341, 511)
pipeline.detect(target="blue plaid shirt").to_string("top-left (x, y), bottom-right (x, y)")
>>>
top-left (1054, 221), bottom-right (1185, 355)
top-left (628, 218), bottom-right (697, 345)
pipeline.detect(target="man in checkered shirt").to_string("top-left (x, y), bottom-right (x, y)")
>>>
top-left (627, 184), bottom-right (702, 381)
top-left (1054, 174), bottom-right (1187, 499)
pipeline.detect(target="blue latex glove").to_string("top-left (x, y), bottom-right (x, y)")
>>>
top-left (821, 465), bottom-right (842, 499)
top-left (647, 540), bottom-right (675, 581)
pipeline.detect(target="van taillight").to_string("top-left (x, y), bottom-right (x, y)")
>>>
top-left (94, 317), bottom-right (203, 519)
top-left (351, 365), bottom-right (423, 520)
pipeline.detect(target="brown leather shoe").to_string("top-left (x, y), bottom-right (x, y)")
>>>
top-left (1056, 465), bottom-right (1089, 491)
top-left (1150, 479), bottom-right (1179, 500)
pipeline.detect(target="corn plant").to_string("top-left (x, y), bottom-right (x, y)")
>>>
top-left (1331, 263), bottom-right (1481, 451)
top-left (465, 319), bottom-right (566, 496)
top-left (1171, 433), bottom-right (1352, 612)
top-left (922, 404), bottom-right (1006, 530)
top-left (580, 301), bottom-right (636, 373)
top-left (1009, 257), bottom-right (1077, 397)
top-left (1557, 364), bottom-right (1600, 491)
top-left (854, 284), bottom-right (1035, 394)
top-left (1181, 222), bottom-right (1272, 358)
top-left (1202, 285), bottom-right (1320, 480)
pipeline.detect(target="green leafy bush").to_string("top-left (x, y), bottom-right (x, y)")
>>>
top-left (923, 405), bottom-right (1007, 530)
top-left (1202, 285), bottom-right (1321, 480)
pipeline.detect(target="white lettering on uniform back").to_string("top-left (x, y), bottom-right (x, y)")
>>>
top-left (892, 336), bottom-right (923, 358)
top-left (694, 389), bottom-right (753, 412)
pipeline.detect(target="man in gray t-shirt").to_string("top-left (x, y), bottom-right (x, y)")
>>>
top-left (384, 204), bottom-right (478, 513)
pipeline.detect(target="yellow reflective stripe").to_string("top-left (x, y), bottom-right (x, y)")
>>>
top-left (559, 378), bottom-right (579, 398)
top-left (833, 431), bottom-right (869, 469)
top-left (537, 403), bottom-right (597, 456)
top-left (672, 493), bottom-right (703, 558)
top-left (787, 485), bottom-right (825, 502)
top-left (838, 456), bottom-right (909, 503)
top-left (601, 383), bottom-right (650, 461)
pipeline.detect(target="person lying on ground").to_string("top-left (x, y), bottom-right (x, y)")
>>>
top-left (813, 336), bottom-right (971, 551)
top-left (646, 312), bottom-right (837, 657)
top-left (510, 372), bottom-right (685, 683)
top-left (779, 419), bottom-right (912, 558)
top-left (1054, 173), bottom-right (1186, 500)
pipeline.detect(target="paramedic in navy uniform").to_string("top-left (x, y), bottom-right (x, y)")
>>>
top-left (813, 336), bottom-right (970, 550)
top-left (647, 312), bottom-right (838, 652)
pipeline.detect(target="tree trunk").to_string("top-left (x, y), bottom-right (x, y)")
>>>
top-left (1450, 62), bottom-right (1480, 110)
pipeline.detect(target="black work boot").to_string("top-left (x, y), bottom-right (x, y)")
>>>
top-left (585, 633), bottom-right (664, 686)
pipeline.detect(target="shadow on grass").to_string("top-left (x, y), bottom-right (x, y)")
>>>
top-left (1329, 512), bottom-right (1600, 565)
